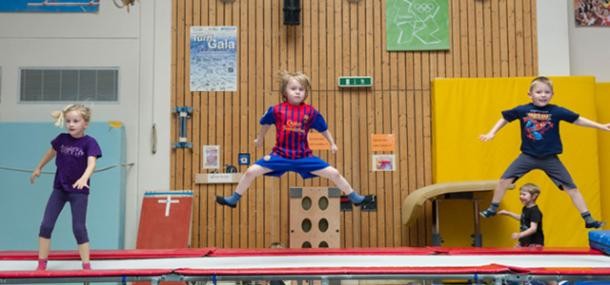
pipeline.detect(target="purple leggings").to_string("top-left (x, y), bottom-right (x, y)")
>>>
top-left (39, 189), bottom-right (89, 244)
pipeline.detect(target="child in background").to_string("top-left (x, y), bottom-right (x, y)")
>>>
top-left (498, 183), bottom-right (544, 247)
top-left (30, 104), bottom-right (102, 270)
top-left (216, 71), bottom-right (374, 209)
top-left (479, 76), bottom-right (608, 228)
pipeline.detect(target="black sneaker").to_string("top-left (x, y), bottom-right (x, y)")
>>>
top-left (480, 208), bottom-right (497, 218)
top-left (216, 196), bottom-right (237, 208)
top-left (355, 195), bottom-right (376, 210)
top-left (585, 220), bottom-right (605, 229)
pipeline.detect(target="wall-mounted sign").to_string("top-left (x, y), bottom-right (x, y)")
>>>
top-left (371, 134), bottom-right (395, 152)
top-left (338, 76), bottom-right (373, 88)
top-left (308, 132), bottom-right (330, 150)
top-left (190, 26), bottom-right (238, 91)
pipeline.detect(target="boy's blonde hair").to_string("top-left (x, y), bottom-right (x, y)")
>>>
top-left (520, 183), bottom-right (541, 199)
top-left (529, 76), bottom-right (553, 93)
top-left (279, 71), bottom-right (311, 101)
top-left (51, 104), bottom-right (92, 127)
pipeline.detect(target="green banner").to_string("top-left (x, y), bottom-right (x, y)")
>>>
top-left (386, 0), bottom-right (449, 51)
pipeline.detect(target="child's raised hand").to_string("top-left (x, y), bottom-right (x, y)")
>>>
top-left (72, 178), bottom-right (90, 190)
top-left (479, 133), bottom-right (495, 142)
top-left (254, 138), bottom-right (263, 148)
top-left (330, 143), bottom-right (338, 154)
top-left (30, 168), bottom-right (41, 184)
top-left (497, 209), bottom-right (509, 216)
top-left (602, 123), bottom-right (610, 131)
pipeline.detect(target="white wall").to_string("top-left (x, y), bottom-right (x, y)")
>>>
top-left (537, 0), bottom-right (571, 76)
top-left (0, 0), bottom-right (171, 248)
top-left (567, 1), bottom-right (610, 82)
top-left (538, 0), bottom-right (610, 82)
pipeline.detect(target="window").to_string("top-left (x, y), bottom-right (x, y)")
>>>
top-left (20, 68), bottom-right (118, 102)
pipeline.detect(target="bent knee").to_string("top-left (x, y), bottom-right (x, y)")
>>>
top-left (326, 167), bottom-right (340, 179)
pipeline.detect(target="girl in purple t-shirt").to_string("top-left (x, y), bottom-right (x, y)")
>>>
top-left (30, 104), bottom-right (102, 270)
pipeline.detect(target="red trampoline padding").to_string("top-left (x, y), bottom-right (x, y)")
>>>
top-left (0, 269), bottom-right (171, 279)
top-left (210, 247), bottom-right (437, 257)
top-left (508, 267), bottom-right (610, 276)
top-left (0, 248), bottom-right (213, 260)
top-left (434, 247), bottom-right (604, 256)
top-left (176, 264), bottom-right (511, 276)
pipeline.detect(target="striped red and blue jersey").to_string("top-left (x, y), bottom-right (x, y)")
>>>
top-left (260, 102), bottom-right (328, 159)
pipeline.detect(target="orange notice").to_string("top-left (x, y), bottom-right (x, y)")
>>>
top-left (371, 134), bottom-right (395, 152)
top-left (308, 132), bottom-right (330, 150)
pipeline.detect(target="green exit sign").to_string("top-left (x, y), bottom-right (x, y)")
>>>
top-left (338, 76), bottom-right (373, 87)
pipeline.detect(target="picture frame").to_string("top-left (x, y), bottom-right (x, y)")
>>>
top-left (372, 154), bottom-right (396, 172)
top-left (203, 145), bottom-right (220, 169)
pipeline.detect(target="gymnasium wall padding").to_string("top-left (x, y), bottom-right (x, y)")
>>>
top-left (0, 122), bottom-right (126, 250)
top-left (432, 77), bottom-right (602, 247)
top-left (596, 83), bottom-right (610, 226)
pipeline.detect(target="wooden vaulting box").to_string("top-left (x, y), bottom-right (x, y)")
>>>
top-left (289, 187), bottom-right (341, 248)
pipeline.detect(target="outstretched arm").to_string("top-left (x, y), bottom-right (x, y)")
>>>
top-left (73, 156), bottom-right (97, 190)
top-left (254, 124), bottom-right (272, 148)
top-left (573, 117), bottom-right (610, 131)
top-left (498, 209), bottom-right (520, 221)
top-left (320, 130), bottom-right (338, 154)
top-left (480, 118), bottom-right (509, 142)
top-left (30, 148), bottom-right (56, 184)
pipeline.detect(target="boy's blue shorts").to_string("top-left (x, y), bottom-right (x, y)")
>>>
top-left (255, 154), bottom-right (330, 179)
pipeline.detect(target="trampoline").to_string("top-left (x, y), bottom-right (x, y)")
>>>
top-left (1, 247), bottom-right (609, 284)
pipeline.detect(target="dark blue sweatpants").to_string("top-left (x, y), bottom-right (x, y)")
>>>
top-left (39, 189), bottom-right (89, 244)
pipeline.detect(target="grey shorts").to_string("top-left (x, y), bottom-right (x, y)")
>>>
top-left (501, 153), bottom-right (577, 190)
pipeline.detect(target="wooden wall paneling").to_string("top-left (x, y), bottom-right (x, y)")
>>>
top-left (405, 90), bottom-right (417, 245)
top-left (359, 1), bottom-right (370, 246)
top-left (467, 0), bottom-right (476, 77)
top-left (483, 0), bottom-right (493, 76)
top-left (171, 0), bottom-right (538, 249)
top-left (198, 0), bottom-right (210, 249)
top-left (191, 0), bottom-right (202, 249)
top-left (215, 0), bottom-right (228, 249)
top-left (184, 0), bottom-right (193, 196)
top-left (414, 90), bottom-right (426, 246)
top-left (449, 0), bottom-right (459, 77)
top-left (491, 0), bottom-right (501, 76)
top-left (499, 0), bottom-right (509, 76)
top-left (390, 90), bottom-right (401, 246)
top-left (381, 92), bottom-right (391, 247)
top-left (238, 0), bottom-right (249, 249)
top-left (524, 0), bottom-right (534, 75)
top-left (254, 0), bottom-right (265, 249)
top-left (332, 0), bottom-right (345, 248)
top-left (246, 0), bottom-right (257, 249)
top-left (507, 0), bottom-right (517, 76)
top-left (515, 0), bottom-right (525, 76)
top-left (398, 89), bottom-right (409, 246)
top-left (531, 1), bottom-right (538, 74)
top-left (420, 78), bottom-right (434, 245)
top-left (459, 1), bottom-right (469, 76)
top-left (475, 0), bottom-right (485, 77)
top-left (223, 1), bottom-right (236, 248)
top-left (307, 0), bottom-right (316, 190)
top-left (349, 0), bottom-right (361, 248)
